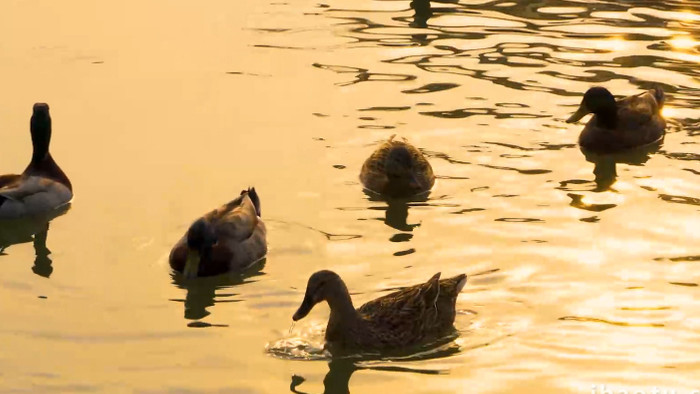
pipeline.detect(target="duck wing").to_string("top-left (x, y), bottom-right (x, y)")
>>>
top-left (360, 141), bottom-right (392, 192)
top-left (0, 174), bottom-right (21, 189)
top-left (617, 88), bottom-right (663, 127)
top-left (364, 139), bottom-right (398, 172)
top-left (357, 273), bottom-right (442, 342)
top-left (649, 86), bottom-right (665, 109)
top-left (408, 144), bottom-right (435, 187)
top-left (207, 191), bottom-right (260, 241)
top-left (0, 176), bottom-right (72, 219)
top-left (0, 176), bottom-right (55, 201)
top-left (389, 139), bottom-right (433, 179)
top-left (361, 137), bottom-right (417, 173)
top-left (0, 175), bottom-right (22, 209)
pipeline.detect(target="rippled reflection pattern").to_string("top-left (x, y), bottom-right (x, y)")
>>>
top-left (0, 205), bottom-right (70, 278)
top-left (0, 0), bottom-right (698, 393)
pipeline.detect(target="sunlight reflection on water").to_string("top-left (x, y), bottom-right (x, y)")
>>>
top-left (0, 0), bottom-right (698, 392)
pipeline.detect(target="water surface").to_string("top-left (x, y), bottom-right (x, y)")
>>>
top-left (0, 0), bottom-right (698, 392)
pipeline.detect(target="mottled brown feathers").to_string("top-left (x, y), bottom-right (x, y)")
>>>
top-left (360, 135), bottom-right (435, 198)
top-left (169, 188), bottom-right (267, 277)
top-left (294, 271), bottom-right (467, 352)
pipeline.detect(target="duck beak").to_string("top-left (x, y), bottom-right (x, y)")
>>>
top-left (183, 250), bottom-right (201, 279)
top-left (566, 103), bottom-right (590, 123)
top-left (293, 295), bottom-right (314, 321)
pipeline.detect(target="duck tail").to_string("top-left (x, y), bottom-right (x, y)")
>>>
top-left (453, 274), bottom-right (468, 293)
top-left (424, 272), bottom-right (442, 307)
top-left (245, 187), bottom-right (262, 217)
top-left (652, 85), bottom-right (665, 110)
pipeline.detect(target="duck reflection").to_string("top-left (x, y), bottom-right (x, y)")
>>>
top-left (291, 355), bottom-right (454, 394)
top-left (170, 259), bottom-right (265, 322)
top-left (0, 205), bottom-right (70, 278)
top-left (582, 141), bottom-right (662, 192)
top-left (410, 0), bottom-right (432, 28)
top-left (365, 191), bottom-right (428, 232)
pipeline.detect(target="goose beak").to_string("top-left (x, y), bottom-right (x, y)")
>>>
top-left (566, 104), bottom-right (590, 123)
top-left (183, 250), bottom-right (201, 279)
top-left (293, 295), bottom-right (314, 321)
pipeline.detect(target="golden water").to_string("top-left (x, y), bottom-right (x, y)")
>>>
top-left (0, 0), bottom-right (698, 392)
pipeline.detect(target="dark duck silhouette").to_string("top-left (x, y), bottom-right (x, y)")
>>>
top-left (293, 270), bottom-right (467, 353)
top-left (567, 86), bottom-right (666, 153)
top-left (169, 188), bottom-right (267, 278)
top-left (0, 103), bottom-right (72, 219)
top-left (360, 135), bottom-right (435, 198)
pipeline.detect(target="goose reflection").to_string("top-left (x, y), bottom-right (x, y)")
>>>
top-left (0, 205), bottom-right (70, 278)
top-left (170, 259), bottom-right (265, 323)
top-left (582, 141), bottom-right (662, 192)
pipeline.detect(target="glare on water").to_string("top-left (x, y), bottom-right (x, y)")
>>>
top-left (0, 0), bottom-right (698, 393)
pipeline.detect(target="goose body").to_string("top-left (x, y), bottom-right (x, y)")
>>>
top-left (567, 87), bottom-right (666, 153)
top-left (293, 271), bottom-right (467, 352)
top-left (0, 103), bottom-right (73, 219)
top-left (360, 135), bottom-right (435, 198)
top-left (169, 188), bottom-right (267, 278)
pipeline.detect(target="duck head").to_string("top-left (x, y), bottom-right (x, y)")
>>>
top-left (567, 87), bottom-right (617, 128)
top-left (293, 270), bottom-right (351, 321)
top-left (30, 103), bottom-right (52, 164)
top-left (385, 147), bottom-right (422, 194)
top-left (183, 218), bottom-right (218, 278)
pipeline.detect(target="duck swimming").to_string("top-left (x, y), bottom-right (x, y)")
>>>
top-left (566, 86), bottom-right (666, 153)
top-left (360, 135), bottom-right (435, 198)
top-left (169, 188), bottom-right (267, 278)
top-left (0, 103), bottom-right (73, 219)
top-left (293, 270), bottom-right (467, 352)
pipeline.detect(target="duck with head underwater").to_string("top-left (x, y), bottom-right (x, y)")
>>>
top-left (169, 188), bottom-right (267, 278)
top-left (566, 86), bottom-right (666, 153)
top-left (360, 135), bottom-right (435, 198)
top-left (0, 103), bottom-right (73, 219)
top-left (292, 270), bottom-right (467, 353)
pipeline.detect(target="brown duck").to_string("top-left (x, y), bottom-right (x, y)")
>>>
top-left (293, 270), bottom-right (467, 352)
top-left (359, 135), bottom-right (435, 198)
top-left (169, 188), bottom-right (267, 278)
top-left (567, 86), bottom-right (666, 153)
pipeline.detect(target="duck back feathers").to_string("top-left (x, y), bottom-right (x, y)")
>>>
top-left (360, 135), bottom-right (435, 198)
top-left (355, 273), bottom-right (466, 342)
top-left (244, 187), bottom-right (261, 217)
top-left (651, 86), bottom-right (664, 109)
top-left (209, 189), bottom-right (263, 241)
top-left (169, 188), bottom-right (267, 277)
top-left (0, 177), bottom-right (72, 219)
top-left (0, 175), bottom-right (21, 189)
